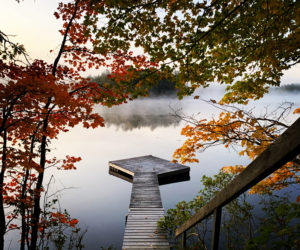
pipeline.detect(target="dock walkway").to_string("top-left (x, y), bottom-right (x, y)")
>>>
top-left (109, 155), bottom-right (190, 250)
top-left (124, 171), bottom-right (169, 249)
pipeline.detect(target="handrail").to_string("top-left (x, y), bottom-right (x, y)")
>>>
top-left (175, 117), bottom-right (300, 248)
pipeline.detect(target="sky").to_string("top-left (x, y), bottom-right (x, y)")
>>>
top-left (1, 0), bottom-right (300, 83)
top-left (1, 0), bottom-right (62, 62)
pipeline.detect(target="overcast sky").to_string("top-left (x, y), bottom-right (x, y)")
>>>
top-left (1, 0), bottom-right (299, 83)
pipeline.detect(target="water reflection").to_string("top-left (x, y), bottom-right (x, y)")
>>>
top-left (29, 93), bottom-right (300, 249)
top-left (98, 98), bottom-right (182, 131)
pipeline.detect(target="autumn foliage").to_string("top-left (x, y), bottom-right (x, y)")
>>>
top-left (1, 0), bottom-right (300, 249)
top-left (173, 101), bottom-right (300, 195)
top-left (0, 53), bottom-right (107, 249)
top-left (83, 0), bottom-right (300, 104)
top-left (0, 0), bottom-right (158, 249)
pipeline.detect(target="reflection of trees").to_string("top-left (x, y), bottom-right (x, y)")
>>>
top-left (102, 113), bottom-right (180, 131)
top-left (271, 83), bottom-right (300, 93)
top-left (98, 99), bottom-right (181, 131)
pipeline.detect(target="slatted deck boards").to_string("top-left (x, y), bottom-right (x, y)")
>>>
top-left (124, 172), bottom-right (169, 249)
top-left (109, 155), bottom-right (190, 250)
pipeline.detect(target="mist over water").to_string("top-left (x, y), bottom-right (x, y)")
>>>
top-left (98, 86), bottom-right (300, 132)
top-left (96, 85), bottom-right (228, 132)
top-left (98, 98), bottom-right (182, 131)
top-left (4, 89), bottom-right (300, 250)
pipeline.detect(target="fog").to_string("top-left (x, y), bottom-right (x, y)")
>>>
top-left (97, 98), bottom-right (182, 131)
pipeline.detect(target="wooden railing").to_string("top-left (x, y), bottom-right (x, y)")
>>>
top-left (175, 117), bottom-right (300, 250)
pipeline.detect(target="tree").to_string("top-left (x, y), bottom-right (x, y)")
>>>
top-left (173, 101), bottom-right (300, 195)
top-left (90, 70), bottom-right (177, 97)
top-left (0, 30), bottom-right (27, 63)
top-left (0, 51), bottom-right (106, 249)
top-left (158, 170), bottom-right (254, 249)
top-left (158, 170), bottom-right (300, 249)
top-left (55, 0), bottom-right (300, 195)
top-left (83, 0), bottom-right (300, 103)
top-left (79, 0), bottom-right (300, 247)
top-left (0, 1), bottom-right (149, 249)
top-left (1, 0), bottom-right (299, 249)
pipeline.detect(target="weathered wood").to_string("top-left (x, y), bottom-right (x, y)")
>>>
top-left (182, 231), bottom-right (187, 248)
top-left (176, 117), bottom-right (300, 238)
top-left (130, 208), bottom-right (164, 211)
top-left (109, 155), bottom-right (190, 249)
top-left (123, 248), bottom-right (170, 250)
top-left (123, 242), bottom-right (170, 245)
top-left (109, 155), bottom-right (190, 181)
top-left (129, 172), bottom-right (163, 210)
top-left (123, 172), bottom-right (169, 249)
top-left (109, 170), bottom-right (133, 183)
top-left (211, 207), bottom-right (222, 250)
top-left (124, 230), bottom-right (166, 233)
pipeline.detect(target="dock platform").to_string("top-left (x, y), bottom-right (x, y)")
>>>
top-left (109, 155), bottom-right (190, 249)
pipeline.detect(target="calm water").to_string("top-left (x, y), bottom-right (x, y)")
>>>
top-left (6, 89), bottom-right (300, 249)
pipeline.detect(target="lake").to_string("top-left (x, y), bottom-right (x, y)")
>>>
top-left (6, 89), bottom-right (299, 249)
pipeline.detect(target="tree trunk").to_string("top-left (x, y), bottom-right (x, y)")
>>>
top-left (0, 130), bottom-right (7, 250)
top-left (29, 132), bottom-right (47, 250)
top-left (20, 169), bottom-right (30, 250)
top-left (20, 132), bottom-right (38, 250)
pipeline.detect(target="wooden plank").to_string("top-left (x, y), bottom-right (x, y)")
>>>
top-left (123, 243), bottom-right (169, 246)
top-left (128, 212), bottom-right (164, 214)
top-left (129, 172), bottom-right (163, 210)
top-left (123, 247), bottom-right (170, 249)
top-left (109, 156), bottom-right (187, 249)
top-left (124, 237), bottom-right (168, 240)
top-left (176, 117), bottom-right (300, 237)
top-left (127, 217), bottom-right (164, 220)
top-left (124, 236), bottom-right (168, 239)
top-left (127, 219), bottom-right (164, 222)
top-left (128, 212), bottom-right (164, 215)
top-left (130, 212), bottom-right (164, 215)
top-left (109, 162), bottom-right (135, 176)
top-left (124, 226), bottom-right (164, 229)
top-left (122, 172), bottom-right (170, 249)
top-left (126, 223), bottom-right (161, 226)
top-left (124, 232), bottom-right (165, 234)
top-left (123, 248), bottom-right (170, 250)
top-left (123, 237), bottom-right (168, 241)
top-left (211, 207), bottom-right (222, 250)
top-left (129, 205), bottom-right (162, 208)
top-left (129, 208), bottom-right (163, 210)
top-left (124, 230), bottom-right (165, 233)
top-left (128, 215), bottom-right (164, 217)
top-left (109, 155), bottom-right (189, 178)
top-left (123, 241), bottom-right (170, 245)
top-left (124, 232), bottom-right (167, 235)
top-left (131, 196), bottom-right (162, 199)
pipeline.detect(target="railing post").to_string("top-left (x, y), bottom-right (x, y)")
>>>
top-left (211, 207), bottom-right (222, 250)
top-left (182, 231), bottom-right (187, 249)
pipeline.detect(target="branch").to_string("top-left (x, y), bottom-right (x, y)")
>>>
top-left (52, 0), bottom-right (80, 75)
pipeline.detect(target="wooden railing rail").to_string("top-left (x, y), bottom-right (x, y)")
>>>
top-left (175, 117), bottom-right (300, 249)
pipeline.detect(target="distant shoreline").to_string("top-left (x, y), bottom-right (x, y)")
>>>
top-left (271, 83), bottom-right (300, 93)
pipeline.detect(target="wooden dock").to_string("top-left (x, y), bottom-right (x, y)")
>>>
top-left (109, 155), bottom-right (190, 249)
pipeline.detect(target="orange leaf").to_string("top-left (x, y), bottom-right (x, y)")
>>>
top-left (293, 108), bottom-right (300, 114)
